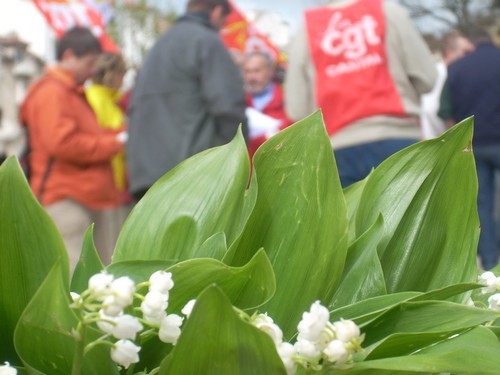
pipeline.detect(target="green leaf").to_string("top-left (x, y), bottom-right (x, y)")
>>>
top-left (0, 157), bottom-right (69, 364)
top-left (14, 261), bottom-right (118, 375)
top-left (196, 232), bottom-right (227, 260)
top-left (348, 327), bottom-right (500, 374)
top-left (158, 285), bottom-right (286, 375)
top-left (343, 177), bottom-right (367, 242)
top-left (226, 111), bottom-right (348, 338)
top-left (112, 129), bottom-right (251, 262)
top-left (354, 118), bottom-right (478, 293)
top-left (330, 215), bottom-right (386, 308)
top-left (106, 260), bottom-right (178, 282)
top-left (362, 301), bottom-right (500, 347)
top-left (330, 292), bottom-right (421, 326)
top-left (70, 225), bottom-right (104, 294)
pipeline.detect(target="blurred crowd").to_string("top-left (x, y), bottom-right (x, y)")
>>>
top-left (1, 0), bottom-right (499, 271)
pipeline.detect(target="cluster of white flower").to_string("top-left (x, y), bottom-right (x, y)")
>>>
top-left (71, 270), bottom-right (192, 370)
top-left (478, 271), bottom-right (500, 311)
top-left (251, 301), bottom-right (364, 375)
top-left (0, 362), bottom-right (16, 375)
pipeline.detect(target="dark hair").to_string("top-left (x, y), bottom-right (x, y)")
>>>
top-left (56, 27), bottom-right (102, 61)
top-left (187, 0), bottom-right (231, 15)
top-left (92, 52), bottom-right (126, 87)
top-left (468, 27), bottom-right (493, 46)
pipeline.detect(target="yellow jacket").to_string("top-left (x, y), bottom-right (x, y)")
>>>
top-left (86, 83), bottom-right (127, 192)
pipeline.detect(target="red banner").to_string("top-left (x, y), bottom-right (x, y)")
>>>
top-left (221, 0), bottom-right (285, 66)
top-left (32, 0), bottom-right (118, 52)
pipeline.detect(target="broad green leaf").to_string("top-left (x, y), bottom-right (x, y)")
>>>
top-left (159, 285), bottom-right (286, 374)
top-left (330, 292), bottom-right (421, 326)
top-left (14, 262), bottom-right (118, 375)
top-left (355, 118), bottom-right (478, 293)
top-left (70, 225), bottom-right (104, 294)
top-left (330, 215), bottom-right (386, 308)
top-left (106, 260), bottom-right (177, 282)
top-left (343, 177), bottom-right (367, 242)
top-left (0, 157), bottom-right (69, 364)
top-left (226, 111), bottom-right (348, 338)
top-left (409, 283), bottom-right (480, 302)
top-left (196, 232), bottom-right (227, 260)
top-left (362, 301), bottom-right (500, 346)
top-left (347, 327), bottom-right (500, 374)
top-left (113, 129), bottom-right (251, 262)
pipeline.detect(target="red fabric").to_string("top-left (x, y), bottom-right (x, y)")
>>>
top-left (246, 84), bottom-right (292, 157)
top-left (305, 0), bottom-right (405, 136)
top-left (32, 0), bottom-right (119, 52)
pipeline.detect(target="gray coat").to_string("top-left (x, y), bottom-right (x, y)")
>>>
top-left (127, 12), bottom-right (248, 195)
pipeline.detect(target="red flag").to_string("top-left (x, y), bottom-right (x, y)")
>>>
top-left (32, 0), bottom-right (119, 52)
top-left (221, 0), bottom-right (286, 66)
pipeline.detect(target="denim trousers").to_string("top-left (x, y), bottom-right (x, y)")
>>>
top-left (474, 143), bottom-right (500, 270)
top-left (334, 139), bottom-right (416, 188)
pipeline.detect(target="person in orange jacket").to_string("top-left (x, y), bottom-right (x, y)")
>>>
top-left (20, 27), bottom-right (126, 270)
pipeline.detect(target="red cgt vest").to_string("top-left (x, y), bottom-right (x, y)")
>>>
top-left (305, 0), bottom-right (405, 136)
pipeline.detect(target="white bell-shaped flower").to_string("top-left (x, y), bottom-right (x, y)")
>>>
top-left (88, 272), bottom-right (114, 300)
top-left (294, 338), bottom-right (320, 360)
top-left (488, 293), bottom-right (500, 311)
top-left (0, 362), bottom-right (17, 375)
top-left (297, 301), bottom-right (330, 342)
top-left (141, 291), bottom-right (168, 323)
top-left (97, 309), bottom-right (116, 334)
top-left (159, 314), bottom-right (183, 345)
top-left (112, 315), bottom-right (144, 340)
top-left (110, 340), bottom-right (140, 369)
top-left (323, 339), bottom-right (349, 363)
top-left (253, 313), bottom-right (283, 346)
top-left (478, 271), bottom-right (498, 294)
top-left (332, 319), bottom-right (361, 343)
top-left (109, 276), bottom-right (135, 308)
top-left (149, 271), bottom-right (174, 294)
top-left (102, 295), bottom-right (124, 317)
top-left (277, 342), bottom-right (297, 375)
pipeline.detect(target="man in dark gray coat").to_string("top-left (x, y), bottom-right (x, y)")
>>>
top-left (127, 0), bottom-right (248, 200)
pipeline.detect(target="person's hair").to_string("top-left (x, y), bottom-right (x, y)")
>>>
top-left (92, 52), bottom-right (126, 87)
top-left (440, 30), bottom-right (464, 56)
top-left (245, 51), bottom-right (275, 72)
top-left (468, 27), bottom-right (493, 46)
top-left (186, 0), bottom-right (231, 15)
top-left (56, 26), bottom-right (102, 61)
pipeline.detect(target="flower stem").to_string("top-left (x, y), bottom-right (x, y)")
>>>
top-left (71, 321), bottom-right (86, 375)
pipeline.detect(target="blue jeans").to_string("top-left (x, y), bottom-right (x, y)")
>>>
top-left (475, 144), bottom-right (500, 270)
top-left (334, 139), bottom-right (416, 188)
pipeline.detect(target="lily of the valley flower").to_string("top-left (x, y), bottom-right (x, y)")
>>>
top-left (323, 339), bottom-right (349, 363)
top-left (110, 340), bottom-right (141, 369)
top-left (141, 291), bottom-right (168, 324)
top-left (0, 362), bottom-right (17, 375)
top-left (149, 271), bottom-right (174, 294)
top-left (488, 293), bottom-right (500, 311)
top-left (332, 319), bottom-right (361, 343)
top-left (109, 276), bottom-right (135, 307)
top-left (88, 272), bottom-right (114, 300)
top-left (478, 271), bottom-right (498, 294)
top-left (98, 314), bottom-right (144, 340)
top-left (294, 338), bottom-right (320, 360)
top-left (253, 314), bottom-right (283, 346)
top-left (297, 301), bottom-right (330, 342)
top-left (159, 314), bottom-right (183, 344)
top-left (277, 342), bottom-right (297, 375)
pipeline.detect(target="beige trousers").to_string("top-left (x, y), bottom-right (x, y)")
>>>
top-left (44, 199), bottom-right (126, 271)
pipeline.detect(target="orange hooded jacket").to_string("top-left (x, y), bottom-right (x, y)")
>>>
top-left (20, 67), bottom-right (123, 209)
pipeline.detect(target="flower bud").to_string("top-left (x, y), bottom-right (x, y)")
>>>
top-left (110, 340), bottom-right (140, 369)
top-left (159, 314), bottom-right (183, 345)
top-left (181, 299), bottom-right (196, 318)
top-left (149, 271), bottom-right (174, 294)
